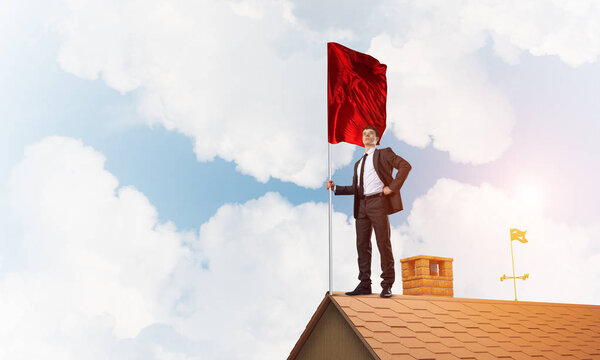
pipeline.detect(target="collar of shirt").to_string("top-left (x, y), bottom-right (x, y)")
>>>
top-left (364, 147), bottom-right (376, 156)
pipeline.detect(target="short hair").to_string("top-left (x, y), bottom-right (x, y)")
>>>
top-left (362, 125), bottom-right (379, 138)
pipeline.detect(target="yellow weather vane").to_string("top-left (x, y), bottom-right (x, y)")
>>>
top-left (500, 228), bottom-right (530, 301)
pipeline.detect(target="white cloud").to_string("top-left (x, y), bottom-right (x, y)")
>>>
top-left (369, 33), bottom-right (515, 164)
top-left (398, 178), bottom-right (600, 305)
top-left (5, 136), bottom-right (598, 360)
top-left (4, 136), bottom-right (196, 358)
top-left (366, 0), bottom-right (600, 164)
top-left (469, 0), bottom-right (600, 67)
top-left (51, 0), bottom-right (356, 188)
top-left (48, 0), bottom-right (600, 176)
top-left (4, 136), bottom-right (390, 359)
top-left (174, 192), bottom-right (364, 359)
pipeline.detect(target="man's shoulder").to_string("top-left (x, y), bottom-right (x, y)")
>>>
top-left (376, 147), bottom-right (396, 156)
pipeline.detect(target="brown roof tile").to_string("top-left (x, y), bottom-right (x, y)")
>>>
top-left (378, 308), bottom-right (404, 318)
top-left (446, 346), bottom-right (478, 358)
top-left (328, 293), bottom-right (600, 360)
top-left (434, 314), bottom-right (460, 323)
top-left (400, 313), bottom-right (429, 323)
top-left (388, 326), bottom-right (417, 338)
top-left (373, 347), bottom-right (393, 360)
top-left (486, 346), bottom-right (513, 357)
top-left (424, 342), bottom-right (452, 354)
top-left (507, 351), bottom-right (533, 360)
top-left (496, 340), bottom-right (522, 352)
top-left (433, 354), bottom-right (461, 360)
top-left (438, 337), bottom-right (466, 348)
top-left (289, 292), bottom-right (600, 360)
top-left (350, 299), bottom-right (379, 313)
top-left (428, 327), bottom-right (454, 338)
top-left (411, 309), bottom-right (438, 319)
top-left (519, 345), bottom-right (545, 357)
top-left (366, 337), bottom-right (383, 349)
top-left (461, 341), bottom-right (489, 353)
top-left (451, 331), bottom-right (478, 343)
top-left (486, 331), bottom-right (512, 343)
top-left (389, 355), bottom-right (415, 360)
top-left (372, 331), bottom-right (402, 344)
top-left (413, 332), bottom-right (442, 344)
top-left (419, 317), bottom-right (446, 328)
top-left (570, 349), bottom-right (594, 359)
top-left (356, 325), bottom-right (375, 338)
top-left (398, 337), bottom-right (428, 349)
top-left (408, 347), bottom-right (438, 359)
top-left (405, 322), bottom-right (433, 333)
top-left (477, 323), bottom-right (500, 333)
top-left (453, 318), bottom-right (480, 328)
top-left (387, 301), bottom-right (419, 314)
top-left (381, 316), bottom-right (408, 327)
top-left (473, 336), bottom-right (501, 347)
top-left (352, 316), bottom-right (367, 327)
top-left (365, 320), bottom-right (392, 333)
top-left (473, 353), bottom-right (504, 360)
top-left (385, 342), bottom-right (412, 355)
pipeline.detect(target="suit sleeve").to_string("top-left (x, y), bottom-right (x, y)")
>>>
top-left (334, 185), bottom-right (354, 196)
top-left (386, 148), bottom-right (412, 193)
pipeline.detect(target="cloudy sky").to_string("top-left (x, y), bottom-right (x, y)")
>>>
top-left (2, 0), bottom-right (600, 358)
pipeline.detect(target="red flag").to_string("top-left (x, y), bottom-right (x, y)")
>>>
top-left (328, 42), bottom-right (387, 147)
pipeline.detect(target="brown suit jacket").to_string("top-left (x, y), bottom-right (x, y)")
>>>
top-left (335, 147), bottom-right (412, 219)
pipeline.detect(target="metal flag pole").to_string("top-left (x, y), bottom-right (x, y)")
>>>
top-left (328, 142), bottom-right (333, 296)
top-left (510, 236), bottom-right (517, 301)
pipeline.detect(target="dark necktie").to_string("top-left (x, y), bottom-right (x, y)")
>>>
top-left (359, 153), bottom-right (368, 195)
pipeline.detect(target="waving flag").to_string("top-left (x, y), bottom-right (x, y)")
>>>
top-left (327, 42), bottom-right (387, 147)
top-left (510, 228), bottom-right (528, 243)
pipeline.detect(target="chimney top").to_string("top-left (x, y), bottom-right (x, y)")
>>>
top-left (400, 255), bottom-right (454, 297)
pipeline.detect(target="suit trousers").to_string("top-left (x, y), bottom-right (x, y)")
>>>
top-left (355, 196), bottom-right (395, 288)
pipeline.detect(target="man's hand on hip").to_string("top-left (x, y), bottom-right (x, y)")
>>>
top-left (383, 186), bottom-right (393, 195)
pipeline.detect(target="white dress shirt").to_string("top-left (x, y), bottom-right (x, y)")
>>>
top-left (356, 147), bottom-right (384, 196)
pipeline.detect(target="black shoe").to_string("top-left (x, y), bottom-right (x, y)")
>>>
top-left (345, 283), bottom-right (372, 296)
top-left (380, 287), bottom-right (392, 298)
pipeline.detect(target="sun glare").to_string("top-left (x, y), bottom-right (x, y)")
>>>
top-left (516, 185), bottom-right (543, 214)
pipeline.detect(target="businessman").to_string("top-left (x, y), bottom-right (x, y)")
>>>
top-left (326, 126), bottom-right (411, 298)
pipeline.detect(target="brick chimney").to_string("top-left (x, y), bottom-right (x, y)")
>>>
top-left (400, 255), bottom-right (454, 296)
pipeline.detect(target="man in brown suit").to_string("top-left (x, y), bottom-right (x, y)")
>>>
top-left (326, 126), bottom-right (411, 297)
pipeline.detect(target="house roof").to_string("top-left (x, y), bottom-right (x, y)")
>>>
top-left (289, 292), bottom-right (600, 360)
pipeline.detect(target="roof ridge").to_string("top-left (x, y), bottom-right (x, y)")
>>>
top-left (330, 291), bottom-right (600, 308)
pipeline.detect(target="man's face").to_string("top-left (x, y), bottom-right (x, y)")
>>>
top-left (362, 129), bottom-right (378, 146)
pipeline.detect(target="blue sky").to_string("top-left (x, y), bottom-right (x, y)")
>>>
top-left (2, 1), bottom-right (600, 359)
